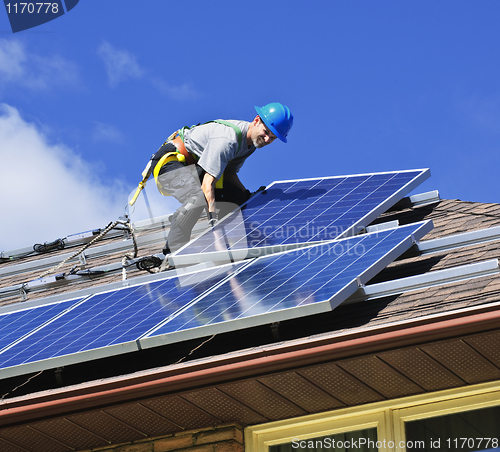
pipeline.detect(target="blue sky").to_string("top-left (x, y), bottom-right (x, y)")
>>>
top-left (1, 1), bottom-right (500, 250)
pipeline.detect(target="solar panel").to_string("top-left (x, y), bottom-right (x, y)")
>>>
top-left (0, 169), bottom-right (432, 380)
top-left (0, 220), bottom-right (433, 379)
top-left (0, 298), bottom-right (82, 352)
top-left (0, 264), bottom-right (243, 378)
top-left (174, 170), bottom-right (430, 259)
top-left (142, 220), bottom-right (433, 348)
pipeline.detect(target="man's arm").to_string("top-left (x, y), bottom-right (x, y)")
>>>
top-left (202, 171), bottom-right (251, 226)
top-left (202, 171), bottom-right (247, 211)
top-left (201, 172), bottom-right (218, 225)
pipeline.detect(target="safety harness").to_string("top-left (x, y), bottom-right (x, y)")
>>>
top-left (129, 120), bottom-right (243, 206)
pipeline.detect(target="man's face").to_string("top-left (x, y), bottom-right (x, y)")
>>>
top-left (251, 116), bottom-right (277, 148)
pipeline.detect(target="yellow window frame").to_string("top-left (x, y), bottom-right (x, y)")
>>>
top-left (245, 380), bottom-right (500, 452)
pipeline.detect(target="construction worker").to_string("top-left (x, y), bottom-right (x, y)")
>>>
top-left (150, 102), bottom-right (293, 255)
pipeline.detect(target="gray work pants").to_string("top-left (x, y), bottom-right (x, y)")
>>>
top-left (156, 161), bottom-right (206, 252)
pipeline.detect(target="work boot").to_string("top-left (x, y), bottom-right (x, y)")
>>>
top-left (159, 256), bottom-right (175, 272)
top-left (162, 242), bottom-right (171, 256)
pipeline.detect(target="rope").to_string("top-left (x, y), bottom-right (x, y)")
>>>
top-left (1, 370), bottom-right (44, 402)
top-left (135, 255), bottom-right (163, 273)
top-left (174, 334), bottom-right (216, 364)
top-left (30, 218), bottom-right (138, 285)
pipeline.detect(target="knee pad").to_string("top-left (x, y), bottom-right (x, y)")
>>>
top-left (172, 193), bottom-right (205, 230)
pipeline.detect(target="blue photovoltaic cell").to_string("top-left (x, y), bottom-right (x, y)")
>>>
top-left (147, 221), bottom-right (431, 340)
top-left (0, 298), bottom-right (81, 352)
top-left (0, 170), bottom-right (432, 378)
top-left (0, 264), bottom-right (241, 371)
top-left (176, 170), bottom-right (428, 256)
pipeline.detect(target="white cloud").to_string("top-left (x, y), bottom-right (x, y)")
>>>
top-left (0, 39), bottom-right (25, 80)
top-left (96, 41), bottom-right (200, 100)
top-left (97, 40), bottom-right (144, 88)
top-left (127, 180), bottom-right (181, 226)
top-left (149, 76), bottom-right (200, 101)
top-left (0, 104), bottom-right (134, 251)
top-left (91, 121), bottom-right (126, 144)
top-left (0, 38), bottom-right (80, 91)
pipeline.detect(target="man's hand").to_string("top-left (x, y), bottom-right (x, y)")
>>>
top-left (201, 172), bottom-right (218, 219)
top-left (208, 211), bottom-right (218, 228)
top-left (251, 186), bottom-right (267, 197)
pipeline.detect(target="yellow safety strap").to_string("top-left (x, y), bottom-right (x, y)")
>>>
top-left (216, 173), bottom-right (224, 189)
top-left (130, 126), bottom-right (227, 206)
top-left (129, 147), bottom-right (186, 205)
top-left (153, 151), bottom-right (186, 196)
top-left (129, 180), bottom-right (146, 206)
top-left (153, 152), bottom-right (185, 180)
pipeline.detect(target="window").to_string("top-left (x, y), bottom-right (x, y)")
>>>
top-left (270, 428), bottom-right (377, 452)
top-left (405, 406), bottom-right (500, 452)
top-left (246, 381), bottom-right (500, 452)
top-left (246, 410), bottom-right (385, 451)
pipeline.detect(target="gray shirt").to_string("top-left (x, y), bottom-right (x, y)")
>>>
top-left (182, 120), bottom-right (256, 180)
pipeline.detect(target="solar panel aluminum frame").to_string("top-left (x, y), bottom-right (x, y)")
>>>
top-left (167, 241), bottom-right (326, 267)
top-left (171, 169), bottom-right (431, 259)
top-left (0, 262), bottom-right (247, 380)
top-left (140, 220), bottom-right (434, 350)
top-left (0, 335), bottom-right (140, 380)
top-left (274, 169), bottom-right (431, 241)
top-left (0, 260), bottom-right (223, 315)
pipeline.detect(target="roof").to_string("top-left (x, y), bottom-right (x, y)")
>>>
top-left (1, 185), bottom-right (500, 452)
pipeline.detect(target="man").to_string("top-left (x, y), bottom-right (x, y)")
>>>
top-left (151, 102), bottom-right (293, 255)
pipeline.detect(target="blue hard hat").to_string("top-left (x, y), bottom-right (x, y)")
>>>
top-left (254, 102), bottom-right (293, 143)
